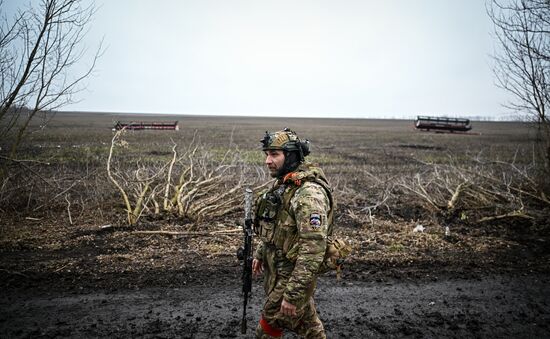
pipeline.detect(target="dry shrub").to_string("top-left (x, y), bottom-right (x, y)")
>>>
top-left (335, 153), bottom-right (550, 232)
top-left (0, 155), bottom-right (108, 224)
top-left (395, 156), bottom-right (549, 226)
top-left (107, 130), bottom-right (267, 225)
top-left (333, 168), bottom-right (396, 225)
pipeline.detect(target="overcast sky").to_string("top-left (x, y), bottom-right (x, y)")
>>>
top-left (6, 0), bottom-right (515, 119)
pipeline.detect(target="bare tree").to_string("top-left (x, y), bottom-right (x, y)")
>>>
top-left (0, 0), bottom-right (101, 158)
top-left (488, 0), bottom-right (550, 179)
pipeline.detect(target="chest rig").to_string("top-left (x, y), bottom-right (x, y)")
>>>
top-left (254, 165), bottom-right (334, 256)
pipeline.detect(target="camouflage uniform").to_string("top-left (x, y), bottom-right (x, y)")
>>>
top-left (254, 163), bottom-right (333, 339)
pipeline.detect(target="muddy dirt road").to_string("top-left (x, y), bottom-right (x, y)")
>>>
top-left (1, 272), bottom-right (549, 338)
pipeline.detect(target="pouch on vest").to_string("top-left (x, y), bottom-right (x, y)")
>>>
top-left (285, 235), bottom-right (352, 279)
top-left (255, 191), bottom-right (281, 243)
top-left (317, 237), bottom-right (352, 279)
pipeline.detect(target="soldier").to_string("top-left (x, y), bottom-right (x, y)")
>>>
top-left (253, 128), bottom-right (334, 339)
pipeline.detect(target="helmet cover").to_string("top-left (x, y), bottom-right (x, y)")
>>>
top-left (261, 128), bottom-right (301, 152)
top-left (261, 128), bottom-right (310, 166)
top-left (260, 127), bottom-right (310, 174)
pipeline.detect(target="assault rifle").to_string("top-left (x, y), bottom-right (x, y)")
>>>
top-left (237, 188), bottom-right (254, 334)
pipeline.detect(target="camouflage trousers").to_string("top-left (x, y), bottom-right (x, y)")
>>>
top-left (255, 276), bottom-right (325, 339)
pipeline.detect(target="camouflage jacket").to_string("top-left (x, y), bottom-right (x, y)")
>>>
top-left (254, 163), bottom-right (334, 306)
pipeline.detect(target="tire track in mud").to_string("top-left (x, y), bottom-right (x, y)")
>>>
top-left (1, 273), bottom-right (549, 338)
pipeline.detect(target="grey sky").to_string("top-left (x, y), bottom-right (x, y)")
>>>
top-left (6, 0), bottom-right (515, 119)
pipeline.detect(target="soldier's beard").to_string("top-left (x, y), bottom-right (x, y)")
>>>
top-left (274, 151), bottom-right (300, 178)
top-left (268, 166), bottom-right (279, 178)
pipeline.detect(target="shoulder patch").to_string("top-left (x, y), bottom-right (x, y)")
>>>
top-left (309, 212), bottom-right (322, 229)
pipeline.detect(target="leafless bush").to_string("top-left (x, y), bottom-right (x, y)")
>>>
top-left (394, 155), bottom-right (549, 228)
top-left (107, 130), bottom-right (268, 226)
top-left (334, 151), bottom-right (549, 231)
top-left (333, 168), bottom-right (396, 225)
top-left (0, 154), bottom-right (103, 225)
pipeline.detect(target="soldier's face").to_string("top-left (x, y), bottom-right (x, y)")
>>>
top-left (265, 150), bottom-right (285, 177)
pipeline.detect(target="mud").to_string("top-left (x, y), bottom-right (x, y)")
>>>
top-left (1, 271), bottom-right (549, 338)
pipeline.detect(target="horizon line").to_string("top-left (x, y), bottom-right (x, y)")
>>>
top-left (57, 109), bottom-right (519, 122)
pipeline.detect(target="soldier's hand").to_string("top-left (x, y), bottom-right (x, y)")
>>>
top-left (280, 299), bottom-right (297, 317)
top-left (252, 259), bottom-right (264, 278)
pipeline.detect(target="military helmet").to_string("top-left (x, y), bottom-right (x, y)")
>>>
top-left (261, 128), bottom-right (311, 177)
top-left (261, 128), bottom-right (310, 159)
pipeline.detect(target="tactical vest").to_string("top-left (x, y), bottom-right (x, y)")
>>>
top-left (254, 164), bottom-right (334, 259)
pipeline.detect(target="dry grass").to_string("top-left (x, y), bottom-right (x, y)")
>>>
top-left (0, 112), bottom-right (548, 286)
